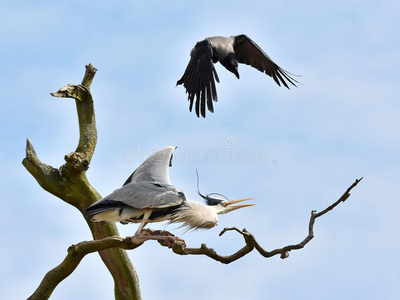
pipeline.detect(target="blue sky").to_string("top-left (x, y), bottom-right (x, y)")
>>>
top-left (1, 0), bottom-right (399, 299)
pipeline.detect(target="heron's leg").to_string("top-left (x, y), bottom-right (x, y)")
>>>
top-left (131, 210), bottom-right (151, 242)
top-left (131, 210), bottom-right (185, 247)
top-left (134, 213), bottom-right (150, 236)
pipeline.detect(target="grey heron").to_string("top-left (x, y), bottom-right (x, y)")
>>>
top-left (177, 34), bottom-right (299, 118)
top-left (85, 146), bottom-right (254, 246)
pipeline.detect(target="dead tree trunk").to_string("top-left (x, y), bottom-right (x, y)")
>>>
top-left (22, 64), bottom-right (142, 300)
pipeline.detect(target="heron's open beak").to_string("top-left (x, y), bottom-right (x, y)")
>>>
top-left (223, 198), bottom-right (255, 210)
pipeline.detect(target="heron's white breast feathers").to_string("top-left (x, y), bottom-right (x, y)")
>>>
top-left (169, 200), bottom-right (218, 230)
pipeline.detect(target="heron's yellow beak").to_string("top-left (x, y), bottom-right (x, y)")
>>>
top-left (223, 198), bottom-right (255, 209)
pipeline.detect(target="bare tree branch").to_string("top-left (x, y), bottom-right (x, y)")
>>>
top-left (22, 138), bottom-right (66, 200)
top-left (215, 177), bottom-right (364, 260)
top-left (51, 75), bottom-right (97, 163)
top-left (28, 236), bottom-right (142, 300)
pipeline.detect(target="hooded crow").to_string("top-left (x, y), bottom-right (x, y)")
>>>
top-left (177, 34), bottom-right (299, 118)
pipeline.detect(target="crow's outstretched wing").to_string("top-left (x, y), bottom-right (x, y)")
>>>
top-left (177, 40), bottom-right (219, 118)
top-left (233, 34), bottom-right (299, 88)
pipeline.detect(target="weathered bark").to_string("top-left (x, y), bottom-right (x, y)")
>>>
top-left (23, 64), bottom-right (141, 300)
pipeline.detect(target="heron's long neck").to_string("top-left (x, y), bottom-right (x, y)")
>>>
top-left (169, 199), bottom-right (218, 230)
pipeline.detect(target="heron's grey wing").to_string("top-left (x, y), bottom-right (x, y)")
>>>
top-left (85, 181), bottom-right (185, 216)
top-left (177, 39), bottom-right (219, 118)
top-left (123, 146), bottom-right (176, 186)
top-left (233, 35), bottom-right (299, 88)
top-left (105, 182), bottom-right (184, 209)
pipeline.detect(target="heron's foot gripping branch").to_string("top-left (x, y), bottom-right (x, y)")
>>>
top-left (134, 229), bottom-right (187, 249)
